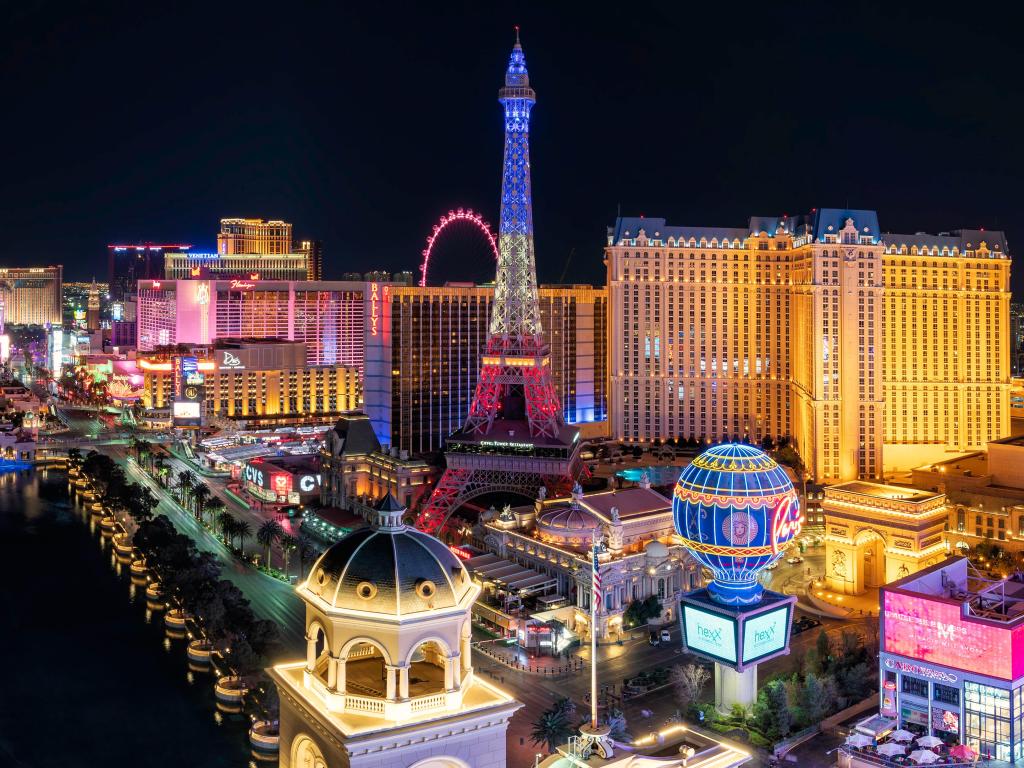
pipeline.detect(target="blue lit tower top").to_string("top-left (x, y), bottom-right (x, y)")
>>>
top-left (672, 444), bottom-right (804, 606)
top-left (492, 28), bottom-right (543, 346)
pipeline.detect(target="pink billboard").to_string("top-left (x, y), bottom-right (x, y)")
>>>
top-left (883, 591), bottom-right (1024, 681)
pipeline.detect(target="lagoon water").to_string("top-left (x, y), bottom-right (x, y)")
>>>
top-left (0, 469), bottom-right (251, 767)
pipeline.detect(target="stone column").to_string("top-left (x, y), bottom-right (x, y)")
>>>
top-left (398, 664), bottom-right (410, 700)
top-left (336, 655), bottom-right (346, 693)
top-left (461, 631), bottom-right (472, 674)
top-left (444, 656), bottom-right (454, 691)
top-left (449, 653), bottom-right (462, 689)
top-left (305, 633), bottom-right (317, 672)
top-left (327, 655), bottom-right (338, 690)
top-left (385, 665), bottom-right (397, 700)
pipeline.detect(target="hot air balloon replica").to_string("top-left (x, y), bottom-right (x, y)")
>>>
top-left (672, 443), bottom-right (804, 712)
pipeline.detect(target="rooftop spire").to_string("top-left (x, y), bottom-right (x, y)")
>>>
top-left (514, 25), bottom-right (521, 48)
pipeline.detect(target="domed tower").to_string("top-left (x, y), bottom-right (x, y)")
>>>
top-left (269, 494), bottom-right (521, 768)
top-left (672, 444), bottom-right (804, 714)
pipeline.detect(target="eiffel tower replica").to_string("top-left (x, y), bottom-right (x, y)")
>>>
top-left (415, 31), bottom-right (584, 535)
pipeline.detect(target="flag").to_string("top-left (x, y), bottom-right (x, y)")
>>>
top-left (592, 540), bottom-right (601, 612)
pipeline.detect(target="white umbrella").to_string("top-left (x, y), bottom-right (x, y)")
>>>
top-left (891, 729), bottom-right (916, 742)
top-left (916, 735), bottom-right (943, 748)
top-left (909, 750), bottom-right (941, 764)
top-left (847, 734), bottom-right (873, 748)
top-left (878, 743), bottom-right (907, 757)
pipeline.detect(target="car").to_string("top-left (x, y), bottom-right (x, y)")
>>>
top-left (765, 561), bottom-right (779, 570)
top-left (660, 629), bottom-right (671, 643)
top-left (648, 633), bottom-right (660, 646)
top-left (787, 556), bottom-right (804, 565)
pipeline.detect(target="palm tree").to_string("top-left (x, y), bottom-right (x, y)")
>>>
top-left (235, 520), bottom-right (253, 556)
top-left (218, 511), bottom-right (236, 544)
top-left (176, 470), bottom-right (193, 509)
top-left (280, 534), bottom-right (298, 578)
top-left (530, 707), bottom-right (574, 754)
top-left (204, 496), bottom-right (225, 527)
top-left (192, 484), bottom-right (211, 521)
top-left (185, 471), bottom-right (200, 511)
top-left (297, 535), bottom-right (317, 578)
top-left (256, 519), bottom-right (284, 569)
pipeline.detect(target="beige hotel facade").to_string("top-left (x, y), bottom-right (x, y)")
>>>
top-left (606, 209), bottom-right (1010, 483)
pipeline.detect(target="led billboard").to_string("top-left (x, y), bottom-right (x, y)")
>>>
top-left (883, 590), bottom-right (1024, 681)
top-left (683, 604), bottom-right (737, 665)
top-left (172, 402), bottom-right (201, 420)
top-left (741, 604), bottom-right (791, 664)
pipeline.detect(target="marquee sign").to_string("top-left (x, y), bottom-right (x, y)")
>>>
top-left (883, 657), bottom-right (958, 683)
top-left (229, 280), bottom-right (256, 290)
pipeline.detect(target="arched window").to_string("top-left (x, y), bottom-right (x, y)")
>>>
top-left (658, 578), bottom-right (666, 598)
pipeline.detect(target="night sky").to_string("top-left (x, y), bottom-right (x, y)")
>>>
top-left (2, 2), bottom-right (1022, 296)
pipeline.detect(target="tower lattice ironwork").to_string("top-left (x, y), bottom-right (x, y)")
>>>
top-left (415, 31), bottom-right (584, 536)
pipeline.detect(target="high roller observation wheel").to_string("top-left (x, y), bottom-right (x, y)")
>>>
top-left (419, 208), bottom-right (499, 287)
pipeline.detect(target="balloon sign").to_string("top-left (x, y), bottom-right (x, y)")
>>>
top-left (673, 444), bottom-right (803, 606)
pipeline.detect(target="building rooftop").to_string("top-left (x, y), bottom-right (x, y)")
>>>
top-left (888, 556), bottom-right (1024, 626)
top-left (829, 481), bottom-right (938, 503)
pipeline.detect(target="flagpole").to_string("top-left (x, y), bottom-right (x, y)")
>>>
top-left (591, 537), bottom-right (598, 731)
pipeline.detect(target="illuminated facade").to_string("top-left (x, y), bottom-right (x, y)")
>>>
top-left (475, 481), bottom-right (700, 641)
top-left (217, 217), bottom-right (292, 255)
top-left (823, 481), bottom-right (948, 596)
top-left (319, 412), bottom-right (436, 512)
top-left (164, 251), bottom-right (312, 281)
top-left (268, 497), bottom-right (521, 768)
top-left (139, 339), bottom-right (359, 426)
top-left (363, 283), bottom-right (607, 455)
top-left (880, 557), bottom-right (1024, 761)
top-left (136, 279), bottom-right (367, 371)
top-left (607, 212), bottom-right (1010, 481)
top-left (0, 265), bottom-right (62, 326)
top-left (912, 436), bottom-right (1024, 555)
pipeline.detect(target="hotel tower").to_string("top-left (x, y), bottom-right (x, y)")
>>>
top-left (607, 210), bottom-right (1010, 482)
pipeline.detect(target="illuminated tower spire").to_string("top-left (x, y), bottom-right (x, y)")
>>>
top-left (415, 31), bottom-right (583, 537)
top-left (462, 31), bottom-right (562, 438)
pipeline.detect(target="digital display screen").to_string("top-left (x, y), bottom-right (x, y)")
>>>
top-left (683, 604), bottom-right (737, 664)
top-left (742, 605), bottom-right (790, 664)
top-left (173, 402), bottom-right (201, 419)
top-left (931, 707), bottom-right (959, 734)
top-left (883, 591), bottom-right (1024, 681)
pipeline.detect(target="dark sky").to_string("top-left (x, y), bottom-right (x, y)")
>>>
top-left (2, 2), bottom-right (1023, 296)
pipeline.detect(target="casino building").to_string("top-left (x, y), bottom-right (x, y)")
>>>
top-left (607, 212), bottom-right (1011, 482)
top-left (469, 479), bottom-right (701, 641)
top-left (138, 339), bottom-right (360, 427)
top-left (881, 557), bottom-right (1024, 761)
top-left (136, 278), bottom-right (368, 371)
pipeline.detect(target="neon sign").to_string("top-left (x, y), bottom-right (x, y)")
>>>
top-left (448, 545), bottom-right (473, 561)
top-left (220, 351), bottom-right (244, 370)
top-left (883, 657), bottom-right (958, 683)
top-left (298, 474), bottom-right (321, 492)
top-left (770, 496), bottom-right (804, 555)
top-left (370, 282), bottom-right (380, 336)
top-left (230, 280), bottom-right (256, 290)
